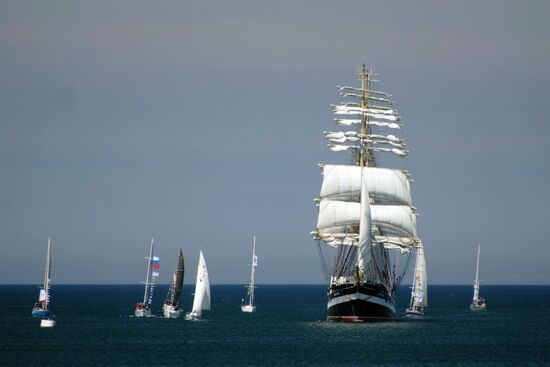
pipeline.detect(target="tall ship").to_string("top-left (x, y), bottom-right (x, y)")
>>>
top-left (241, 236), bottom-right (258, 313)
top-left (163, 249), bottom-right (185, 318)
top-left (405, 245), bottom-right (427, 316)
top-left (312, 65), bottom-right (423, 321)
top-left (470, 244), bottom-right (486, 311)
top-left (135, 238), bottom-right (160, 318)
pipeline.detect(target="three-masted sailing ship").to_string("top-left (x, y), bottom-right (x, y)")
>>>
top-left (406, 245), bottom-right (427, 316)
top-left (241, 236), bottom-right (258, 313)
top-left (163, 249), bottom-right (185, 318)
top-left (135, 238), bottom-right (159, 317)
top-left (312, 65), bottom-right (423, 321)
top-left (470, 244), bottom-right (486, 311)
top-left (185, 250), bottom-right (211, 320)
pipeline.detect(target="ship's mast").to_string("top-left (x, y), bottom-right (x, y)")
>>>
top-left (143, 238), bottom-right (154, 305)
top-left (359, 64), bottom-right (376, 168)
top-left (249, 236), bottom-right (256, 307)
top-left (473, 244), bottom-right (481, 301)
top-left (43, 236), bottom-right (51, 310)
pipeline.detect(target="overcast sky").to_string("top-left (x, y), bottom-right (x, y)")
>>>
top-left (1, 0), bottom-right (549, 285)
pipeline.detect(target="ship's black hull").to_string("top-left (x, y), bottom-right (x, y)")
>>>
top-left (327, 282), bottom-right (396, 322)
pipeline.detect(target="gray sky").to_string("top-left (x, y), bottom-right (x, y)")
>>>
top-left (1, 0), bottom-right (549, 284)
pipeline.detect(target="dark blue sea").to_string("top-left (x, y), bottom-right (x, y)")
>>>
top-left (1, 285), bottom-right (549, 366)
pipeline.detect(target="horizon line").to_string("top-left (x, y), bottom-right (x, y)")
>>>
top-left (2, 283), bottom-right (550, 286)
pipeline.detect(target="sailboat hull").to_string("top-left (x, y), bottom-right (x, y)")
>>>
top-left (241, 304), bottom-right (255, 313)
top-left (327, 283), bottom-right (395, 322)
top-left (405, 308), bottom-right (424, 317)
top-left (40, 319), bottom-right (56, 328)
top-left (185, 311), bottom-right (201, 320)
top-left (134, 308), bottom-right (152, 318)
top-left (470, 302), bottom-right (487, 312)
top-left (163, 305), bottom-right (181, 318)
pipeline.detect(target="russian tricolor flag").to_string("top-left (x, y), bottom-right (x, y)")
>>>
top-left (152, 256), bottom-right (160, 270)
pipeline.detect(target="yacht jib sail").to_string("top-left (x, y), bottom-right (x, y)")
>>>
top-left (406, 245), bottom-right (427, 316)
top-left (32, 237), bottom-right (52, 318)
top-left (186, 250), bottom-right (211, 320)
top-left (135, 238), bottom-right (159, 318)
top-left (312, 65), bottom-right (425, 321)
top-left (163, 249), bottom-right (185, 318)
top-left (242, 236), bottom-right (258, 313)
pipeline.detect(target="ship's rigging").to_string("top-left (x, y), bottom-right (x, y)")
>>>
top-left (313, 65), bottom-right (421, 299)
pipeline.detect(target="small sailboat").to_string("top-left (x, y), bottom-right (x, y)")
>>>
top-left (163, 249), bottom-right (184, 318)
top-left (241, 236), bottom-right (258, 313)
top-left (185, 250), bottom-right (210, 320)
top-left (405, 245), bottom-right (427, 317)
top-left (470, 244), bottom-right (487, 311)
top-left (134, 238), bottom-right (159, 317)
top-left (32, 237), bottom-right (56, 327)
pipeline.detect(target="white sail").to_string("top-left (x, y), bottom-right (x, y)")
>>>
top-left (332, 105), bottom-right (397, 116)
top-left (357, 172), bottom-right (373, 272)
top-left (370, 146), bottom-right (408, 157)
top-left (335, 119), bottom-right (401, 129)
top-left (473, 244), bottom-right (481, 302)
top-left (333, 110), bottom-right (399, 121)
top-left (191, 250), bottom-right (211, 316)
top-left (38, 236), bottom-right (52, 309)
top-left (328, 144), bottom-right (360, 152)
top-left (317, 200), bottom-right (417, 239)
top-left (412, 246), bottom-right (428, 308)
top-left (316, 200), bottom-right (359, 231)
top-left (320, 164), bottom-right (412, 205)
top-left (371, 205), bottom-right (417, 237)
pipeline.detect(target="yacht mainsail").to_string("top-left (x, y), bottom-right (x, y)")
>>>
top-left (186, 250), bottom-right (210, 319)
top-left (406, 245), bottom-right (427, 316)
top-left (163, 249), bottom-right (184, 318)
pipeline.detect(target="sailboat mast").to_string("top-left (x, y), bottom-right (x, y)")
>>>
top-left (143, 238), bottom-right (154, 304)
top-left (409, 253), bottom-right (419, 308)
top-left (473, 244), bottom-right (481, 301)
top-left (43, 236), bottom-right (51, 309)
top-left (250, 236), bottom-right (256, 306)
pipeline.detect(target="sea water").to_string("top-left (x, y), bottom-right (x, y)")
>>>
top-left (1, 285), bottom-right (549, 366)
